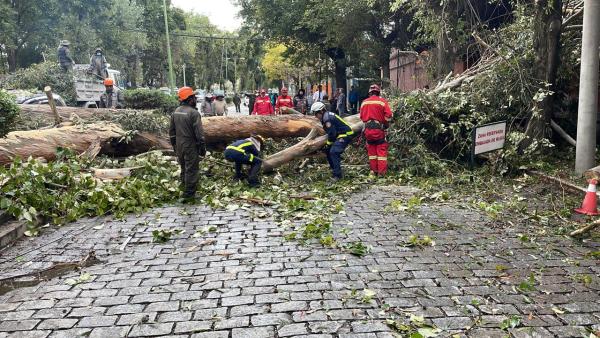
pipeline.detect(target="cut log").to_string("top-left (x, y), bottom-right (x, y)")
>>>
top-left (2, 114), bottom-right (326, 165)
top-left (263, 115), bottom-right (363, 172)
top-left (16, 105), bottom-right (324, 144)
top-left (0, 123), bottom-right (170, 165)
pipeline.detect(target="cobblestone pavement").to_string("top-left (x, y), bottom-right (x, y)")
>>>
top-left (0, 186), bottom-right (598, 338)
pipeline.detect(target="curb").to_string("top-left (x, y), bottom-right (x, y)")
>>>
top-left (0, 211), bottom-right (26, 249)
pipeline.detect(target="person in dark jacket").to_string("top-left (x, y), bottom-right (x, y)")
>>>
top-left (246, 91), bottom-right (257, 115)
top-left (224, 135), bottom-right (265, 187)
top-left (169, 87), bottom-right (206, 202)
top-left (99, 78), bottom-right (123, 108)
top-left (57, 40), bottom-right (74, 72)
top-left (311, 101), bottom-right (355, 181)
top-left (348, 85), bottom-right (359, 114)
top-left (293, 89), bottom-right (308, 114)
top-left (89, 48), bottom-right (108, 79)
top-left (233, 93), bottom-right (242, 113)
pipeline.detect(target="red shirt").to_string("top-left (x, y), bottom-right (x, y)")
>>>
top-left (253, 95), bottom-right (274, 115)
top-left (275, 95), bottom-right (294, 113)
top-left (360, 95), bottom-right (393, 125)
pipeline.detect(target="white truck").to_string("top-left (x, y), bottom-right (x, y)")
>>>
top-left (73, 64), bottom-right (123, 108)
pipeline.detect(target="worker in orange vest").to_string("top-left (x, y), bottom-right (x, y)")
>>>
top-left (359, 84), bottom-right (393, 176)
top-left (275, 87), bottom-right (294, 114)
top-left (252, 89), bottom-right (275, 115)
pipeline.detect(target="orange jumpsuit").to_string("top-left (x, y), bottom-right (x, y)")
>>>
top-left (275, 95), bottom-right (294, 114)
top-left (252, 95), bottom-right (275, 115)
top-left (359, 95), bottom-right (393, 175)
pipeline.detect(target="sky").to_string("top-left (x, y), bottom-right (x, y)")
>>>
top-left (171, 0), bottom-right (243, 32)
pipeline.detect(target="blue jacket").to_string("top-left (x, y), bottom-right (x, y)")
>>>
top-left (227, 139), bottom-right (260, 157)
top-left (348, 90), bottom-right (359, 103)
top-left (321, 112), bottom-right (354, 145)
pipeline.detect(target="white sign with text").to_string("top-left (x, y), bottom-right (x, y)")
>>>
top-left (473, 121), bottom-right (507, 155)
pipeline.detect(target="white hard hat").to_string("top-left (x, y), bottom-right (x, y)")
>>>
top-left (310, 102), bottom-right (326, 113)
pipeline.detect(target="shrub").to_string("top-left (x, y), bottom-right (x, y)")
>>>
top-left (0, 90), bottom-right (19, 137)
top-left (0, 62), bottom-right (77, 104)
top-left (123, 89), bottom-right (179, 115)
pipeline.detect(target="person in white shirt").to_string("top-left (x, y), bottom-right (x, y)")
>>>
top-left (312, 84), bottom-right (327, 103)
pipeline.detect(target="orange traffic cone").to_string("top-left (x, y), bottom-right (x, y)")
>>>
top-left (575, 179), bottom-right (600, 215)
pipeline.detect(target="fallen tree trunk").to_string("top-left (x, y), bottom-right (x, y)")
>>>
top-left (0, 123), bottom-right (171, 165)
top-left (263, 115), bottom-right (363, 172)
top-left (17, 105), bottom-right (323, 143)
top-left (1, 115), bottom-right (325, 165)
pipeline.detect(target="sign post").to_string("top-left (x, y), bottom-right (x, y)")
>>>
top-left (470, 121), bottom-right (507, 180)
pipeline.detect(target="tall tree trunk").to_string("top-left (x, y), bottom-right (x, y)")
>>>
top-left (7, 47), bottom-right (17, 72)
top-left (380, 53), bottom-right (391, 89)
top-left (327, 47), bottom-right (347, 93)
top-left (518, 0), bottom-right (562, 152)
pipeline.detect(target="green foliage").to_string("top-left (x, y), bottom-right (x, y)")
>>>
top-left (123, 89), bottom-right (179, 115)
top-left (0, 151), bottom-right (179, 228)
top-left (0, 62), bottom-right (77, 104)
top-left (152, 229), bottom-right (184, 243)
top-left (500, 315), bottom-right (522, 331)
top-left (0, 90), bottom-right (19, 137)
top-left (345, 241), bottom-right (370, 257)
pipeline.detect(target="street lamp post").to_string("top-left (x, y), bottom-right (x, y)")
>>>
top-left (182, 64), bottom-right (186, 87)
top-left (162, 0), bottom-right (175, 92)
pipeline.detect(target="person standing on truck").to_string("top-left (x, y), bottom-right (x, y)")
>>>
top-left (89, 48), bottom-right (108, 79)
top-left (57, 40), bottom-right (74, 72)
top-left (169, 87), bottom-right (206, 203)
top-left (99, 78), bottom-right (124, 108)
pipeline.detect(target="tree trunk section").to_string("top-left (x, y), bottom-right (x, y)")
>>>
top-left (3, 113), bottom-right (327, 164)
top-left (518, 0), bottom-right (562, 152)
top-left (0, 123), bottom-right (171, 165)
top-left (263, 115), bottom-right (363, 172)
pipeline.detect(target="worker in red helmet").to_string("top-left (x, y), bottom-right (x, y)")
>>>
top-left (359, 84), bottom-right (393, 176)
top-left (169, 87), bottom-right (206, 203)
top-left (252, 89), bottom-right (274, 115)
top-left (275, 87), bottom-right (294, 114)
top-left (99, 78), bottom-right (123, 108)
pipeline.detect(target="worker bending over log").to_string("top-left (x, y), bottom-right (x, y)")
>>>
top-left (224, 135), bottom-right (266, 188)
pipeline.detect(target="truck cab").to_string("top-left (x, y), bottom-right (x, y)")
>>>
top-left (73, 64), bottom-right (123, 108)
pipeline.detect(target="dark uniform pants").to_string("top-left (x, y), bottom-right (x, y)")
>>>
top-left (224, 149), bottom-right (262, 185)
top-left (326, 137), bottom-right (350, 179)
top-left (177, 147), bottom-right (200, 198)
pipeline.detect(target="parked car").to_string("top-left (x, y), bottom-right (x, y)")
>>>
top-left (9, 89), bottom-right (66, 106)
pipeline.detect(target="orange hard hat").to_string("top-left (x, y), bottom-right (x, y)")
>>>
top-left (178, 86), bottom-right (195, 101)
top-left (103, 78), bottom-right (114, 86)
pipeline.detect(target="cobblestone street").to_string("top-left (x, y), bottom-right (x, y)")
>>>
top-left (0, 186), bottom-right (598, 338)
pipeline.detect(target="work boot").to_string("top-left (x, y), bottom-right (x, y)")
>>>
top-left (179, 193), bottom-right (197, 204)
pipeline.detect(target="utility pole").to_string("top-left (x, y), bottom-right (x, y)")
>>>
top-left (162, 0), bottom-right (175, 92)
top-left (182, 64), bottom-right (186, 87)
top-left (575, 1), bottom-right (600, 174)
top-left (225, 45), bottom-right (228, 92)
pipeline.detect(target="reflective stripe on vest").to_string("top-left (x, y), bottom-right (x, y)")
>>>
top-left (334, 115), bottom-right (354, 138)
top-left (226, 141), bottom-right (253, 154)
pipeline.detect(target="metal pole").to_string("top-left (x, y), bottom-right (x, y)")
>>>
top-left (233, 57), bottom-right (237, 92)
top-left (225, 46), bottom-right (228, 89)
top-left (162, 0), bottom-right (175, 91)
top-left (575, 0), bottom-right (600, 174)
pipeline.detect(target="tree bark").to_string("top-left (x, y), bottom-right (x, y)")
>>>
top-left (518, 0), bottom-right (562, 152)
top-left (3, 112), bottom-right (327, 165)
top-left (17, 105), bottom-right (324, 143)
top-left (263, 115), bottom-right (363, 172)
top-left (0, 123), bottom-right (171, 165)
top-left (326, 48), bottom-right (347, 92)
